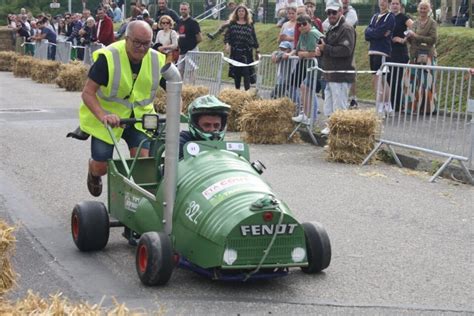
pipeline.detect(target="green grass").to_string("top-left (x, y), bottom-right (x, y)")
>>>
top-left (198, 21), bottom-right (474, 101)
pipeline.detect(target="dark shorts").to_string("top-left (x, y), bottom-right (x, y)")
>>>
top-left (369, 55), bottom-right (386, 72)
top-left (91, 125), bottom-right (150, 162)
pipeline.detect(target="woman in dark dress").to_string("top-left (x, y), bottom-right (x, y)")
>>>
top-left (387, 0), bottom-right (413, 111)
top-left (224, 5), bottom-right (259, 90)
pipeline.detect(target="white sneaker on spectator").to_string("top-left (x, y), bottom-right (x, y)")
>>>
top-left (301, 117), bottom-right (311, 125)
top-left (321, 126), bottom-right (330, 135)
top-left (292, 113), bottom-right (308, 123)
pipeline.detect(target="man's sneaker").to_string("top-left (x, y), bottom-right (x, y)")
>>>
top-left (292, 113), bottom-right (308, 123)
top-left (349, 99), bottom-right (358, 109)
top-left (87, 171), bottom-right (102, 197)
top-left (321, 126), bottom-right (330, 135)
top-left (301, 117), bottom-right (311, 125)
top-left (206, 33), bottom-right (215, 40)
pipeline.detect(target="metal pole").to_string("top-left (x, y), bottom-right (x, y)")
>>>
top-left (69, 0), bottom-right (72, 13)
top-left (161, 63), bottom-right (182, 235)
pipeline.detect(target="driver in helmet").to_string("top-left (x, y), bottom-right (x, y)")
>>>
top-left (179, 95), bottom-right (231, 159)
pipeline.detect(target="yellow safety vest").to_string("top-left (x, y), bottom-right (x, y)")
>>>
top-left (79, 40), bottom-right (165, 144)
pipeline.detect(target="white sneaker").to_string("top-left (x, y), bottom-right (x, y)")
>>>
top-left (321, 127), bottom-right (330, 135)
top-left (292, 113), bottom-right (308, 123)
top-left (301, 117), bottom-right (311, 125)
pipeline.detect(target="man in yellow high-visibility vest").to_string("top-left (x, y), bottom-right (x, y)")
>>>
top-left (79, 20), bottom-right (166, 197)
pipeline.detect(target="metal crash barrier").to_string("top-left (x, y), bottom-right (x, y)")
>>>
top-left (183, 51), bottom-right (224, 96)
top-left (256, 54), bottom-right (320, 145)
top-left (55, 41), bottom-right (72, 64)
top-left (83, 43), bottom-right (105, 65)
top-left (363, 62), bottom-right (473, 183)
top-left (33, 39), bottom-right (49, 60)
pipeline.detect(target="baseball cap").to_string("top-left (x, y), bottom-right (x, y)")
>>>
top-left (304, 0), bottom-right (316, 5)
top-left (279, 41), bottom-right (292, 49)
top-left (325, 0), bottom-right (342, 12)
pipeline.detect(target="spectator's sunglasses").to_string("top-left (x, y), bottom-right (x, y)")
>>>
top-left (161, 21), bottom-right (170, 25)
top-left (297, 21), bottom-right (309, 27)
top-left (326, 10), bottom-right (338, 16)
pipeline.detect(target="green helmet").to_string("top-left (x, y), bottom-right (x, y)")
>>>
top-left (188, 95), bottom-right (231, 141)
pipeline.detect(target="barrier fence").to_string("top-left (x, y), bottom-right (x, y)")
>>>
top-left (362, 62), bottom-right (473, 183)
top-left (256, 54), bottom-right (320, 145)
top-left (9, 43), bottom-right (474, 178)
top-left (16, 37), bottom-right (104, 65)
top-left (183, 51), bottom-right (224, 96)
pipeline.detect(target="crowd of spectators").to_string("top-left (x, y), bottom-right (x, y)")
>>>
top-left (7, 0), bottom-right (440, 121)
top-left (6, 1), bottom-right (123, 61)
top-left (271, 0), bottom-right (439, 130)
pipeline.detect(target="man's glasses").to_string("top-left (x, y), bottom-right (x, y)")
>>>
top-left (297, 22), bottom-right (308, 27)
top-left (129, 38), bottom-right (152, 49)
top-left (326, 10), bottom-right (338, 16)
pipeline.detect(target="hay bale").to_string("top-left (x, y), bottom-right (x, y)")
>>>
top-left (30, 60), bottom-right (61, 84)
top-left (153, 85), bottom-right (208, 114)
top-left (240, 98), bottom-right (300, 144)
top-left (56, 63), bottom-right (89, 91)
top-left (181, 85), bottom-right (209, 114)
top-left (326, 109), bottom-right (380, 164)
top-left (0, 51), bottom-right (18, 72)
top-left (0, 220), bottom-right (16, 296)
top-left (218, 89), bottom-right (258, 132)
top-left (153, 87), bottom-right (167, 113)
top-left (13, 55), bottom-right (35, 78)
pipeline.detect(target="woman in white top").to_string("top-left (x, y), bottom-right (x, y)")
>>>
top-left (154, 15), bottom-right (178, 55)
top-left (279, 6), bottom-right (297, 48)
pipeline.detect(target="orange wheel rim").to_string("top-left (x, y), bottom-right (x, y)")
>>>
top-left (72, 214), bottom-right (79, 240)
top-left (138, 245), bottom-right (148, 273)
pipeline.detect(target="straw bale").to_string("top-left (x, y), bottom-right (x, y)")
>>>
top-left (12, 55), bottom-right (34, 77)
top-left (181, 85), bottom-right (209, 114)
top-left (218, 89), bottom-right (258, 132)
top-left (0, 51), bottom-right (18, 71)
top-left (0, 220), bottom-right (16, 296)
top-left (30, 60), bottom-right (61, 84)
top-left (56, 63), bottom-right (89, 91)
top-left (240, 98), bottom-right (300, 144)
top-left (326, 109), bottom-right (380, 164)
top-left (0, 290), bottom-right (154, 315)
top-left (328, 109), bottom-right (380, 136)
top-left (153, 87), bottom-right (167, 113)
top-left (153, 85), bottom-right (208, 114)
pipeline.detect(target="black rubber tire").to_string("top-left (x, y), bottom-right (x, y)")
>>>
top-left (71, 201), bottom-right (110, 252)
top-left (301, 221), bottom-right (331, 274)
top-left (136, 232), bottom-right (174, 286)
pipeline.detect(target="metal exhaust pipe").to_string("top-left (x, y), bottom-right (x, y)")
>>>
top-left (161, 63), bottom-right (182, 235)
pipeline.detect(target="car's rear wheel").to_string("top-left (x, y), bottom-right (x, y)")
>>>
top-left (71, 201), bottom-right (109, 251)
top-left (136, 232), bottom-right (174, 286)
top-left (301, 221), bottom-right (331, 274)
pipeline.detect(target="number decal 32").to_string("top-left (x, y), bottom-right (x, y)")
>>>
top-left (185, 201), bottom-right (202, 224)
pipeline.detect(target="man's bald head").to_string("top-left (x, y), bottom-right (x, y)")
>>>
top-left (125, 20), bottom-right (153, 41)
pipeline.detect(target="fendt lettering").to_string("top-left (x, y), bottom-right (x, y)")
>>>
top-left (240, 224), bottom-right (298, 236)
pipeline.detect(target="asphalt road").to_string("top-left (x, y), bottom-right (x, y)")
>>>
top-left (0, 71), bottom-right (473, 315)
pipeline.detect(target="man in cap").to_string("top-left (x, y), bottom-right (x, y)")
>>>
top-left (323, 0), bottom-right (359, 108)
top-left (315, 0), bottom-right (356, 134)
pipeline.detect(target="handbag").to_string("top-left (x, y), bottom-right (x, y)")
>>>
top-left (415, 48), bottom-right (429, 64)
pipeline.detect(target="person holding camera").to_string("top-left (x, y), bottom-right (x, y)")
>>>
top-left (315, 0), bottom-right (356, 134)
